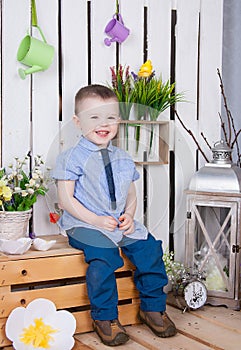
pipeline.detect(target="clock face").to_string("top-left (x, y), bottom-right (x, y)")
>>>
top-left (184, 281), bottom-right (207, 309)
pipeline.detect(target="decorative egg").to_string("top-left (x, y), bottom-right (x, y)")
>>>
top-left (0, 237), bottom-right (32, 255)
top-left (33, 238), bottom-right (56, 251)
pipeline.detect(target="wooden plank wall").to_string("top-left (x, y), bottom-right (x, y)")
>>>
top-left (0, 0), bottom-right (223, 257)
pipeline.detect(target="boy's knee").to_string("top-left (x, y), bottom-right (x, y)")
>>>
top-left (87, 257), bottom-right (124, 284)
top-left (86, 250), bottom-right (124, 271)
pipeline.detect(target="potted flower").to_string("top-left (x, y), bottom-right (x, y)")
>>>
top-left (163, 250), bottom-right (186, 291)
top-left (0, 155), bottom-right (48, 240)
top-left (132, 60), bottom-right (184, 153)
top-left (109, 60), bottom-right (184, 155)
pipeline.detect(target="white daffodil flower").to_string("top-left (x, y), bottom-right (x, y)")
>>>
top-left (6, 298), bottom-right (76, 350)
top-left (29, 179), bottom-right (36, 186)
top-left (14, 187), bottom-right (22, 192)
top-left (32, 172), bottom-right (39, 180)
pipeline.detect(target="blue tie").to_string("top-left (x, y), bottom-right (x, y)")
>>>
top-left (100, 148), bottom-right (117, 210)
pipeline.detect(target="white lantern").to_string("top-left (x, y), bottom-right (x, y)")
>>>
top-left (185, 141), bottom-right (241, 310)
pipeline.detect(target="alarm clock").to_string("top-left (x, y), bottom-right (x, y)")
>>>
top-left (183, 279), bottom-right (207, 309)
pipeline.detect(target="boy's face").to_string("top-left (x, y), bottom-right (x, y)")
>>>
top-left (74, 96), bottom-right (120, 148)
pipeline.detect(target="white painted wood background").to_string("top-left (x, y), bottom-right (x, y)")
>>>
top-left (0, 0), bottom-right (223, 258)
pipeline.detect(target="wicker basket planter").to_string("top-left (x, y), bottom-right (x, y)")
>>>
top-left (0, 209), bottom-right (32, 240)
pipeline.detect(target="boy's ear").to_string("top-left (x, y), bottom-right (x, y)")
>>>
top-left (73, 115), bottom-right (80, 127)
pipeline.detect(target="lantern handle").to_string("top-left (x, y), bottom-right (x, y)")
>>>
top-left (213, 140), bottom-right (226, 147)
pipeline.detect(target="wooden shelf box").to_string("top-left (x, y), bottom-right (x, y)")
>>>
top-left (116, 120), bottom-right (170, 165)
top-left (0, 235), bottom-right (140, 347)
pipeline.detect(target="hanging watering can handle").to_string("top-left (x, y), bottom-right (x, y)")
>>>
top-left (114, 13), bottom-right (124, 25)
top-left (36, 25), bottom-right (47, 43)
top-left (31, 0), bottom-right (38, 26)
top-left (31, 0), bottom-right (47, 43)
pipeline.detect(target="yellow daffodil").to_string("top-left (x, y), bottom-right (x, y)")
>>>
top-left (138, 59), bottom-right (153, 78)
top-left (3, 186), bottom-right (12, 201)
top-left (0, 178), bottom-right (8, 187)
top-left (0, 185), bottom-right (12, 201)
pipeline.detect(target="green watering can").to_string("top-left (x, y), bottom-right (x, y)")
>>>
top-left (17, 0), bottom-right (54, 79)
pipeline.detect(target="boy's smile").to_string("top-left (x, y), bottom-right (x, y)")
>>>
top-left (74, 96), bottom-right (120, 148)
top-left (95, 129), bottom-right (110, 137)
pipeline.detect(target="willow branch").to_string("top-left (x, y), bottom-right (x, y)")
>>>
top-left (201, 132), bottom-right (212, 150)
top-left (231, 128), bottom-right (241, 149)
top-left (217, 68), bottom-right (232, 144)
top-left (238, 154), bottom-right (241, 168)
top-left (217, 69), bottom-right (241, 161)
top-left (218, 112), bottom-right (228, 144)
top-left (174, 109), bottom-right (209, 163)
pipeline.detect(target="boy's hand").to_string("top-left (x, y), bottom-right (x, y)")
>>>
top-left (118, 213), bottom-right (134, 235)
top-left (94, 215), bottom-right (118, 231)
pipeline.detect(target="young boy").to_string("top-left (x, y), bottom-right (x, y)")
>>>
top-left (52, 85), bottom-right (176, 346)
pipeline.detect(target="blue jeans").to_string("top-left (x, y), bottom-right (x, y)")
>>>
top-left (67, 228), bottom-right (168, 321)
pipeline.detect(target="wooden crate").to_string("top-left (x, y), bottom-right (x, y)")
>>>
top-left (0, 235), bottom-right (140, 347)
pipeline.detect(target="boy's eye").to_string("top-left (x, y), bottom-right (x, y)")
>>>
top-left (108, 115), bottom-right (119, 120)
top-left (90, 115), bottom-right (99, 120)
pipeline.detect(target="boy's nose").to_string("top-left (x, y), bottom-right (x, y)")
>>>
top-left (100, 119), bottom-right (108, 126)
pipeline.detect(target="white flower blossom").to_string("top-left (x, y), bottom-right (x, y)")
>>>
top-left (32, 172), bottom-right (39, 180)
top-left (29, 179), bottom-right (36, 186)
top-left (5, 298), bottom-right (76, 350)
top-left (14, 187), bottom-right (22, 192)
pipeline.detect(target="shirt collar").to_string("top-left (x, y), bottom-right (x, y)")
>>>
top-left (78, 136), bottom-right (114, 152)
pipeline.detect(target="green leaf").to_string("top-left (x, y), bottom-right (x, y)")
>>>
top-left (0, 168), bottom-right (6, 178)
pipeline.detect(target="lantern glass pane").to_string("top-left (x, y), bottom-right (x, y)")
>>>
top-left (194, 205), bottom-right (231, 292)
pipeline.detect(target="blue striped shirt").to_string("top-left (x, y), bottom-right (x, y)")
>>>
top-left (52, 136), bottom-right (148, 245)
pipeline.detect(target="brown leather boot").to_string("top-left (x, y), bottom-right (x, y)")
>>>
top-left (139, 310), bottom-right (177, 337)
top-left (93, 319), bottom-right (129, 346)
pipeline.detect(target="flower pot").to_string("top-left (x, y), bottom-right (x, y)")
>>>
top-left (0, 209), bottom-right (32, 240)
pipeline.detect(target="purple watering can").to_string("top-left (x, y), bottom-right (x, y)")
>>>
top-left (104, 13), bottom-right (130, 46)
